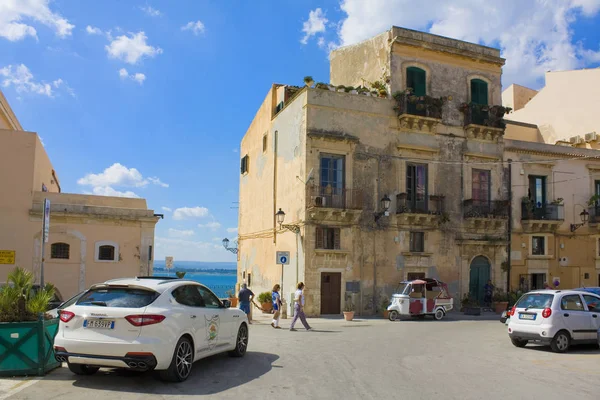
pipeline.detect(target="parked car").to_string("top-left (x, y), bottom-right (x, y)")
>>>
top-left (0, 282), bottom-right (63, 311)
top-left (573, 287), bottom-right (600, 296)
top-left (53, 277), bottom-right (249, 382)
top-left (507, 290), bottom-right (600, 353)
top-left (48, 290), bottom-right (86, 318)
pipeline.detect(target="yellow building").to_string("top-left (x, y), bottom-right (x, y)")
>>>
top-left (0, 90), bottom-right (161, 299)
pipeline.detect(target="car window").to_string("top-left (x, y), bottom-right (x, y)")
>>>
top-left (172, 285), bottom-right (205, 307)
top-left (60, 292), bottom-right (84, 309)
top-left (515, 293), bottom-right (553, 309)
top-left (196, 286), bottom-right (222, 309)
top-left (560, 294), bottom-right (585, 311)
top-left (582, 295), bottom-right (600, 312)
top-left (77, 288), bottom-right (159, 308)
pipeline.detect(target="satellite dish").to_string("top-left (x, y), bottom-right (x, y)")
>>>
top-left (306, 168), bottom-right (314, 184)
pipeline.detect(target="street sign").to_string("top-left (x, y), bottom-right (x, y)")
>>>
top-left (42, 198), bottom-right (51, 243)
top-left (0, 250), bottom-right (15, 265)
top-left (276, 251), bottom-right (290, 265)
top-left (165, 256), bottom-right (174, 269)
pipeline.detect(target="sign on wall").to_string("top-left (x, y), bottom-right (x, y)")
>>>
top-left (0, 250), bottom-right (15, 264)
top-left (165, 256), bottom-right (174, 269)
top-left (276, 251), bottom-right (290, 265)
top-left (42, 198), bottom-right (51, 243)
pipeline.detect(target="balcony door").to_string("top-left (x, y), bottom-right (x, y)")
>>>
top-left (472, 169), bottom-right (490, 203)
top-left (320, 154), bottom-right (345, 208)
top-left (528, 176), bottom-right (546, 208)
top-left (406, 164), bottom-right (428, 212)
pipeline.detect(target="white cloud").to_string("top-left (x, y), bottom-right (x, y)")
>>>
top-left (226, 227), bottom-right (238, 233)
top-left (118, 68), bottom-right (147, 84)
top-left (232, 148), bottom-right (238, 153)
top-left (105, 31), bottom-right (163, 64)
top-left (301, 8), bottom-right (328, 45)
top-left (331, 0), bottom-right (600, 88)
top-left (161, 206), bottom-right (172, 212)
top-left (77, 163), bottom-right (168, 188)
top-left (154, 237), bottom-right (232, 262)
top-left (119, 68), bottom-right (129, 78)
top-left (172, 206), bottom-right (209, 220)
top-left (141, 6), bottom-right (162, 17)
top-left (181, 21), bottom-right (205, 36)
top-left (198, 222), bottom-right (222, 231)
top-left (0, 0), bottom-right (74, 41)
top-left (91, 186), bottom-right (139, 198)
top-left (133, 73), bottom-right (146, 84)
top-left (86, 25), bottom-right (102, 35)
top-left (0, 64), bottom-right (71, 97)
top-left (168, 228), bottom-right (194, 238)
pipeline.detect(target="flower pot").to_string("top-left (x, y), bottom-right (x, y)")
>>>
top-left (350, 90), bottom-right (358, 94)
top-left (261, 302), bottom-right (273, 314)
top-left (383, 310), bottom-right (389, 319)
top-left (304, 80), bottom-right (314, 87)
top-left (494, 301), bottom-right (508, 314)
top-left (343, 311), bottom-right (355, 321)
top-left (228, 297), bottom-right (238, 308)
top-left (328, 86), bottom-right (336, 91)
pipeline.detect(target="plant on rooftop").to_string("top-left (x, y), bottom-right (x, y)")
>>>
top-left (303, 76), bottom-right (314, 87)
top-left (315, 82), bottom-right (329, 90)
top-left (458, 103), bottom-right (512, 128)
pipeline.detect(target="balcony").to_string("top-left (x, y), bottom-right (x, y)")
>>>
top-left (463, 199), bottom-right (508, 231)
top-left (520, 202), bottom-right (564, 232)
top-left (396, 193), bottom-right (444, 227)
top-left (392, 92), bottom-right (444, 134)
top-left (306, 186), bottom-right (363, 223)
top-left (460, 103), bottom-right (510, 142)
top-left (588, 205), bottom-right (600, 227)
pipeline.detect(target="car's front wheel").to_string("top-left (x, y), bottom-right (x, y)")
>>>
top-left (388, 310), bottom-right (399, 321)
top-left (550, 330), bottom-right (571, 353)
top-left (67, 363), bottom-right (99, 375)
top-left (159, 336), bottom-right (194, 382)
top-left (229, 323), bottom-right (248, 357)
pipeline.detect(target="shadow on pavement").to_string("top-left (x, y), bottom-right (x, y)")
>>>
top-left (521, 343), bottom-right (600, 355)
top-left (45, 351), bottom-right (279, 395)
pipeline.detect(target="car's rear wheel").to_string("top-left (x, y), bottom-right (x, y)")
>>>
top-left (388, 310), bottom-right (398, 321)
top-left (159, 336), bottom-right (194, 382)
top-left (434, 309), bottom-right (445, 321)
top-left (229, 323), bottom-right (248, 357)
top-left (510, 338), bottom-right (528, 348)
top-left (67, 363), bottom-right (99, 375)
top-left (550, 330), bottom-right (571, 353)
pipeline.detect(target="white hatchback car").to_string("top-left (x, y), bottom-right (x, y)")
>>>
top-left (54, 277), bottom-right (249, 382)
top-left (507, 289), bottom-right (600, 353)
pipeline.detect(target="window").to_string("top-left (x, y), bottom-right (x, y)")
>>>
top-left (472, 169), bottom-right (491, 203)
top-left (247, 272), bottom-right (252, 286)
top-left (77, 288), bottom-right (159, 308)
top-left (319, 154), bottom-right (345, 207)
top-left (532, 236), bottom-right (545, 255)
top-left (172, 285), bottom-right (206, 307)
top-left (560, 295), bottom-right (584, 311)
top-left (470, 79), bottom-right (488, 105)
top-left (148, 245), bottom-right (153, 261)
top-left (275, 101), bottom-right (284, 114)
top-left (406, 164), bottom-right (428, 212)
top-left (197, 286), bottom-right (222, 309)
top-left (263, 133), bottom-right (268, 152)
top-left (410, 232), bottom-right (425, 252)
top-left (240, 155), bottom-right (249, 174)
top-left (528, 175), bottom-right (547, 208)
top-left (316, 227), bottom-right (341, 250)
top-left (50, 242), bottom-right (70, 259)
top-left (515, 293), bottom-right (554, 309)
top-left (98, 245), bottom-right (116, 261)
top-left (406, 67), bottom-right (426, 96)
top-left (582, 295), bottom-right (600, 312)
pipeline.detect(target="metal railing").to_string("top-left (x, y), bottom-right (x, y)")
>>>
top-left (588, 205), bottom-right (600, 224)
top-left (462, 104), bottom-right (510, 128)
top-left (463, 199), bottom-right (509, 219)
top-left (306, 186), bottom-right (363, 210)
top-left (393, 93), bottom-right (444, 119)
top-left (521, 202), bottom-right (564, 221)
top-left (396, 193), bottom-right (444, 214)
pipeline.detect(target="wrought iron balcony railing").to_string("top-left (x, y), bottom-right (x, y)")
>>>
top-left (306, 186), bottom-right (363, 210)
top-left (463, 199), bottom-right (509, 219)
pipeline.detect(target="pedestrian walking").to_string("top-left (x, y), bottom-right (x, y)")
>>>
top-left (271, 284), bottom-right (282, 329)
top-left (290, 282), bottom-right (312, 331)
top-left (483, 280), bottom-right (494, 308)
top-left (238, 283), bottom-right (254, 324)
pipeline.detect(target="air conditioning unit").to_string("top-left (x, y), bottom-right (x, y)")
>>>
top-left (569, 136), bottom-right (583, 144)
top-left (585, 131), bottom-right (598, 142)
top-left (312, 196), bottom-right (326, 207)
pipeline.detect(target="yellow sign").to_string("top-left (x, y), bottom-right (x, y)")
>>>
top-left (0, 250), bottom-right (15, 264)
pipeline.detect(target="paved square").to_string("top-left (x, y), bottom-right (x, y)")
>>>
top-left (4, 313), bottom-right (599, 400)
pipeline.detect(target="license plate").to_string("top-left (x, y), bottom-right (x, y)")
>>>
top-left (83, 319), bottom-right (115, 329)
top-left (519, 313), bottom-right (536, 320)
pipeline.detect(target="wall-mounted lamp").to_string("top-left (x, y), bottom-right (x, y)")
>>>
top-left (276, 208), bottom-right (300, 233)
top-left (570, 209), bottom-right (589, 232)
top-left (222, 238), bottom-right (238, 254)
top-left (374, 194), bottom-right (391, 222)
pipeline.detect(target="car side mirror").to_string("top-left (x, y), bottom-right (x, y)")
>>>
top-left (221, 299), bottom-right (231, 308)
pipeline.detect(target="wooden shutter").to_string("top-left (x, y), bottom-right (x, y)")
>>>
top-left (407, 67), bottom-right (426, 96)
top-left (316, 227), bottom-right (324, 249)
top-left (334, 229), bottom-right (341, 250)
top-left (471, 79), bottom-right (488, 105)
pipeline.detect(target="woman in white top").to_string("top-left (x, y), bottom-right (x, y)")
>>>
top-left (289, 282), bottom-right (312, 331)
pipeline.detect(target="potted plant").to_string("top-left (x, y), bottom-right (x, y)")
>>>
top-left (492, 289), bottom-right (509, 314)
top-left (0, 267), bottom-right (61, 377)
top-left (461, 294), bottom-right (481, 316)
top-left (175, 271), bottom-right (186, 278)
top-left (337, 85), bottom-right (346, 92)
top-left (303, 76), bottom-right (314, 87)
top-left (343, 301), bottom-right (355, 321)
top-left (381, 297), bottom-right (390, 319)
top-left (257, 291), bottom-right (273, 313)
top-left (550, 198), bottom-right (563, 205)
top-left (226, 289), bottom-right (238, 308)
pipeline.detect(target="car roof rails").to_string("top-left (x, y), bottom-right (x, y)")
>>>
top-left (135, 276), bottom-right (180, 280)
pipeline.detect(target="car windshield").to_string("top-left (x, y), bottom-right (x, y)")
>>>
top-left (515, 293), bottom-right (554, 309)
top-left (395, 283), bottom-right (411, 295)
top-left (76, 288), bottom-right (159, 308)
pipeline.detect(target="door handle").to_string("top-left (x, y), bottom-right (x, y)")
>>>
top-left (563, 313), bottom-right (570, 317)
top-left (190, 315), bottom-right (197, 319)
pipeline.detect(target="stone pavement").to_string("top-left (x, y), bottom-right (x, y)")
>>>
top-left (4, 311), bottom-right (599, 400)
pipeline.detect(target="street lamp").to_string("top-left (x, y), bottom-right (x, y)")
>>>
top-left (374, 194), bottom-right (392, 222)
top-left (222, 238), bottom-right (238, 254)
top-left (276, 208), bottom-right (300, 233)
top-left (570, 208), bottom-right (589, 232)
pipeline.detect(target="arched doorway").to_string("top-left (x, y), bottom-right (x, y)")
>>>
top-left (469, 256), bottom-right (490, 304)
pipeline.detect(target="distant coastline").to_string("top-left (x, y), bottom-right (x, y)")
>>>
top-left (153, 267), bottom-right (236, 275)
top-left (153, 260), bottom-right (237, 275)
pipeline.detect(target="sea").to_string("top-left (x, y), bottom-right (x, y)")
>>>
top-left (152, 260), bottom-right (237, 298)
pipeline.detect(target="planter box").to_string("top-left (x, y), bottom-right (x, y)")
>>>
top-left (228, 298), bottom-right (238, 308)
top-left (463, 307), bottom-right (481, 316)
top-left (0, 317), bottom-right (61, 377)
top-left (493, 302), bottom-right (508, 314)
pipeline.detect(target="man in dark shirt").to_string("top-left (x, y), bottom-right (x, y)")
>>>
top-left (238, 283), bottom-right (254, 322)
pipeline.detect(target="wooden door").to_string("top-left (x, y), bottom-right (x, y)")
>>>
top-left (320, 272), bottom-right (341, 314)
top-left (469, 256), bottom-right (490, 304)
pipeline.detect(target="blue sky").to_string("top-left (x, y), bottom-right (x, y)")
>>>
top-left (1, 0), bottom-right (600, 261)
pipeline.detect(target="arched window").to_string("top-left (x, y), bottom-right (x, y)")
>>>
top-left (98, 245), bottom-right (116, 261)
top-left (470, 79), bottom-right (488, 105)
top-left (406, 67), bottom-right (426, 96)
top-left (50, 243), bottom-right (70, 259)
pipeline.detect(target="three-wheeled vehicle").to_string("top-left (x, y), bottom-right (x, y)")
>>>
top-left (387, 278), bottom-right (453, 321)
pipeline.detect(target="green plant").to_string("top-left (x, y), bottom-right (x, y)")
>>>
top-left (257, 291), bottom-right (272, 304)
top-left (175, 271), bottom-right (187, 279)
top-left (439, 212), bottom-right (450, 224)
top-left (336, 85), bottom-right (346, 90)
top-left (226, 289), bottom-right (235, 298)
top-left (344, 301), bottom-right (355, 312)
top-left (315, 82), bottom-right (329, 90)
top-left (344, 86), bottom-right (355, 92)
top-left (588, 194), bottom-right (600, 206)
top-left (492, 289), bottom-right (508, 303)
top-left (551, 198), bottom-right (563, 205)
top-left (303, 76), bottom-right (314, 85)
top-left (370, 80), bottom-right (386, 91)
top-left (0, 266), bottom-right (56, 322)
top-left (501, 260), bottom-right (509, 272)
top-left (380, 296), bottom-right (389, 311)
top-left (461, 293), bottom-right (479, 308)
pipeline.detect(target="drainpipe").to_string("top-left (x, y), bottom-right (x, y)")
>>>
top-left (273, 130), bottom-right (278, 244)
top-left (507, 159), bottom-right (513, 293)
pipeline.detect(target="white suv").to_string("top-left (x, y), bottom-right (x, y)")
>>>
top-left (54, 277), bottom-right (249, 382)
top-left (507, 289), bottom-right (600, 353)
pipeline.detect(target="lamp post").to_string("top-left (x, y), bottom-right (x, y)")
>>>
top-left (570, 208), bottom-right (589, 232)
top-left (222, 238), bottom-right (238, 254)
top-left (275, 208), bottom-right (300, 319)
top-left (374, 194), bottom-right (392, 222)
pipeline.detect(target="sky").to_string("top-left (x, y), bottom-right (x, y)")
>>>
top-left (2, 0), bottom-right (600, 262)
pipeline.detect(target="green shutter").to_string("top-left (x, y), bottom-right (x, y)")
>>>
top-left (407, 67), bottom-right (426, 96)
top-left (471, 79), bottom-right (488, 105)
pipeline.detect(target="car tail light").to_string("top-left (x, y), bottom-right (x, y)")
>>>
top-left (125, 314), bottom-right (166, 326)
top-left (59, 310), bottom-right (75, 322)
top-left (54, 346), bottom-right (66, 352)
top-left (542, 307), bottom-right (552, 318)
top-left (508, 306), bottom-right (516, 317)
